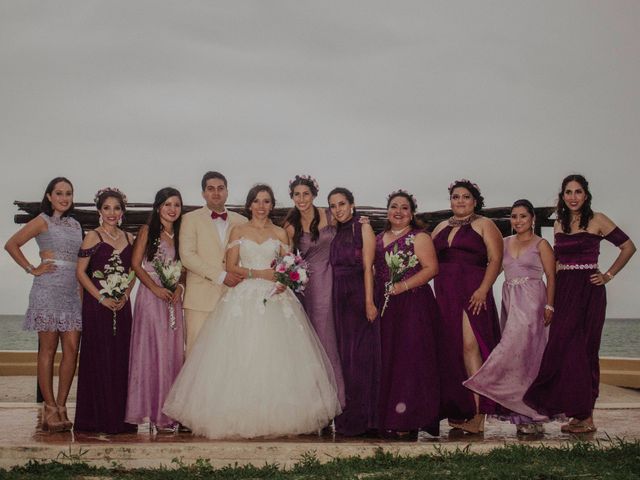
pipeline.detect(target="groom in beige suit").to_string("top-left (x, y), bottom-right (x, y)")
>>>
top-left (180, 171), bottom-right (247, 355)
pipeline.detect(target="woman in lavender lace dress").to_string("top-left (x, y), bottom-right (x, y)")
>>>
top-left (524, 175), bottom-right (636, 434)
top-left (463, 199), bottom-right (556, 434)
top-left (5, 177), bottom-right (82, 433)
top-left (283, 175), bottom-right (345, 408)
top-left (75, 188), bottom-right (137, 434)
top-left (125, 187), bottom-right (185, 432)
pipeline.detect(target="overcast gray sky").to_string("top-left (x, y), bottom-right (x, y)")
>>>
top-left (1, 0), bottom-right (638, 316)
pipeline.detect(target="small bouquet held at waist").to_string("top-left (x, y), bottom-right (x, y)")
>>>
top-left (152, 251), bottom-right (183, 330)
top-left (93, 252), bottom-right (136, 335)
top-left (263, 251), bottom-right (310, 305)
top-left (381, 235), bottom-right (418, 317)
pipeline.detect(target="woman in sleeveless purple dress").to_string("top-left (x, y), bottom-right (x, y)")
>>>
top-left (125, 188), bottom-right (185, 432)
top-left (523, 175), bottom-right (636, 434)
top-left (464, 200), bottom-right (556, 434)
top-left (328, 187), bottom-right (379, 436)
top-left (283, 175), bottom-right (345, 407)
top-left (374, 191), bottom-right (440, 438)
top-left (432, 179), bottom-right (503, 434)
top-left (75, 188), bottom-right (137, 434)
top-left (5, 177), bottom-right (82, 432)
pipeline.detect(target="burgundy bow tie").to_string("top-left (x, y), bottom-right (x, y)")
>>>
top-left (211, 210), bottom-right (228, 221)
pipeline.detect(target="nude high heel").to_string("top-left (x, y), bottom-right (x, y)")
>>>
top-left (42, 404), bottom-right (65, 433)
top-left (460, 413), bottom-right (485, 434)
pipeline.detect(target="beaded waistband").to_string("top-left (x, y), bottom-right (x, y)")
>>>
top-left (557, 263), bottom-right (598, 271)
top-left (505, 276), bottom-right (531, 285)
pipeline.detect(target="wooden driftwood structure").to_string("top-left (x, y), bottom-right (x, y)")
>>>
top-left (13, 201), bottom-right (555, 236)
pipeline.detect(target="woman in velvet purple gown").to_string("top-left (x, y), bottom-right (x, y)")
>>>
top-left (283, 175), bottom-right (345, 407)
top-left (328, 187), bottom-right (379, 436)
top-left (523, 175), bottom-right (635, 434)
top-left (75, 188), bottom-right (137, 434)
top-left (432, 179), bottom-right (503, 434)
top-left (374, 191), bottom-right (440, 437)
top-left (126, 188), bottom-right (185, 432)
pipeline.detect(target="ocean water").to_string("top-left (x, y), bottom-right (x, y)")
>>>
top-left (0, 314), bottom-right (638, 357)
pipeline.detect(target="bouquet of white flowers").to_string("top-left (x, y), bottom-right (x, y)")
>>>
top-left (93, 252), bottom-right (136, 335)
top-left (263, 251), bottom-right (310, 304)
top-left (152, 250), bottom-right (183, 330)
top-left (381, 234), bottom-right (419, 317)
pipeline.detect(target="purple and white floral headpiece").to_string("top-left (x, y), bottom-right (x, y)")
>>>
top-left (289, 174), bottom-right (319, 192)
top-left (94, 187), bottom-right (128, 206)
top-left (449, 179), bottom-right (481, 194)
top-left (387, 189), bottom-right (418, 210)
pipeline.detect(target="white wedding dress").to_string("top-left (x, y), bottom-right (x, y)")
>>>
top-left (163, 237), bottom-right (341, 439)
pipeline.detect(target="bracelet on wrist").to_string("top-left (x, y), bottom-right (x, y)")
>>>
top-left (248, 268), bottom-right (253, 279)
top-left (24, 264), bottom-right (35, 275)
top-left (403, 281), bottom-right (409, 292)
top-left (604, 271), bottom-right (614, 281)
top-left (544, 304), bottom-right (554, 312)
top-left (98, 294), bottom-right (106, 304)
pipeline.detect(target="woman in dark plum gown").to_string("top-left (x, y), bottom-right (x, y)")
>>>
top-left (283, 175), bottom-right (345, 407)
top-left (328, 187), bottom-right (379, 436)
top-left (374, 190), bottom-right (440, 437)
top-left (523, 174), bottom-right (635, 434)
top-left (432, 179), bottom-right (503, 434)
top-left (75, 188), bottom-right (137, 434)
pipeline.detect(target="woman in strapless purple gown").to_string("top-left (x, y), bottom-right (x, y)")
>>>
top-left (523, 175), bottom-right (635, 434)
top-left (75, 188), bottom-right (137, 434)
top-left (375, 190), bottom-right (440, 438)
top-left (432, 179), bottom-right (503, 434)
top-left (328, 187), bottom-right (379, 436)
top-left (464, 199), bottom-right (556, 434)
top-left (283, 175), bottom-right (345, 407)
top-left (126, 187), bottom-right (185, 432)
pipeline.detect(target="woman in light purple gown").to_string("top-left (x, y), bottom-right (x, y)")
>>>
top-left (283, 175), bottom-right (345, 407)
top-left (524, 175), bottom-right (636, 434)
top-left (375, 190), bottom-right (440, 438)
top-left (463, 199), bottom-right (556, 434)
top-left (432, 179), bottom-right (503, 434)
top-left (126, 187), bottom-right (185, 432)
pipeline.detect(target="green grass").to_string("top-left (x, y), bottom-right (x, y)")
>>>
top-left (1, 440), bottom-right (639, 479)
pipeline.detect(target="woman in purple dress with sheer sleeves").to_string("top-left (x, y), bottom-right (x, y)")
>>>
top-left (432, 179), bottom-right (503, 434)
top-left (374, 191), bottom-right (440, 437)
top-left (75, 188), bottom-right (137, 434)
top-left (464, 200), bottom-right (556, 434)
top-left (524, 175), bottom-right (636, 434)
top-left (284, 175), bottom-right (345, 407)
top-left (5, 177), bottom-right (82, 433)
top-left (328, 187), bottom-right (379, 436)
top-left (125, 188), bottom-right (185, 432)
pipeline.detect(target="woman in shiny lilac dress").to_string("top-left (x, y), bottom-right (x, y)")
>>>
top-left (75, 188), bottom-right (137, 434)
top-left (375, 191), bottom-right (440, 437)
top-left (283, 175), bottom-right (345, 407)
top-left (5, 177), bottom-right (82, 433)
top-left (126, 188), bottom-right (185, 432)
top-left (464, 199), bottom-right (556, 434)
top-left (328, 187), bottom-right (379, 436)
top-left (524, 175), bottom-right (635, 433)
top-left (432, 179), bottom-right (503, 434)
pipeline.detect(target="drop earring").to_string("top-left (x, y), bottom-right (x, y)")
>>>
top-left (118, 217), bottom-right (123, 227)
top-left (98, 215), bottom-right (104, 226)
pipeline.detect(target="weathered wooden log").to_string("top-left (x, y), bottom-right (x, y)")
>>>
top-left (12, 201), bottom-right (555, 236)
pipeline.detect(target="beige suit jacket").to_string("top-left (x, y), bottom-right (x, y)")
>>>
top-left (179, 207), bottom-right (247, 312)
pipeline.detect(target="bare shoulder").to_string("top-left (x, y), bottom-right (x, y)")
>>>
top-left (591, 211), bottom-right (616, 234)
top-left (431, 220), bottom-right (449, 238)
top-left (270, 224), bottom-right (289, 243)
top-left (81, 230), bottom-right (101, 248)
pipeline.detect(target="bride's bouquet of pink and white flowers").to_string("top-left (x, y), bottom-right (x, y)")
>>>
top-left (263, 251), bottom-right (310, 304)
top-left (152, 249), bottom-right (183, 331)
top-left (93, 251), bottom-right (136, 335)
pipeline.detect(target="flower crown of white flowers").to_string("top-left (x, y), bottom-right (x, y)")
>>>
top-left (289, 174), bottom-right (319, 192)
top-left (387, 189), bottom-right (418, 209)
top-left (449, 179), bottom-right (481, 194)
top-left (94, 187), bottom-right (128, 206)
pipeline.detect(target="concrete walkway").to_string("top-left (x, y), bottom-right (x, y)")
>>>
top-left (0, 377), bottom-right (639, 469)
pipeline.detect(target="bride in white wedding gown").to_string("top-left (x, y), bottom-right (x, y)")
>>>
top-left (163, 185), bottom-right (341, 439)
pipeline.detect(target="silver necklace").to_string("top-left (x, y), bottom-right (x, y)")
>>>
top-left (162, 230), bottom-right (175, 239)
top-left (101, 227), bottom-right (121, 242)
top-left (391, 225), bottom-right (409, 236)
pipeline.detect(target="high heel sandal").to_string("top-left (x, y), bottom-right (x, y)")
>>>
top-left (459, 414), bottom-right (485, 434)
top-left (41, 404), bottom-right (65, 433)
top-left (57, 406), bottom-right (73, 431)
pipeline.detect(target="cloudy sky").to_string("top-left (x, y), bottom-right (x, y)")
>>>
top-left (1, 0), bottom-right (638, 316)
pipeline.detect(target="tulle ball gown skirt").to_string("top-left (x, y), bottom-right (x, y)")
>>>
top-left (163, 278), bottom-right (342, 439)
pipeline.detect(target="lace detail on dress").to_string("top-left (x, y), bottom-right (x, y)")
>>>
top-left (79, 244), bottom-right (101, 257)
top-left (226, 239), bottom-right (243, 250)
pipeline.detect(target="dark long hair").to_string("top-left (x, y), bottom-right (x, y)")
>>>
top-left (384, 191), bottom-right (423, 231)
top-left (145, 187), bottom-right (184, 261)
top-left (511, 199), bottom-right (535, 217)
top-left (244, 184), bottom-right (276, 220)
top-left (40, 177), bottom-right (74, 218)
top-left (557, 174), bottom-right (594, 234)
top-left (327, 187), bottom-right (356, 228)
top-left (448, 179), bottom-right (484, 213)
top-left (283, 176), bottom-right (320, 251)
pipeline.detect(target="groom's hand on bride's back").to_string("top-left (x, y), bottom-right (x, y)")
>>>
top-left (223, 271), bottom-right (244, 287)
